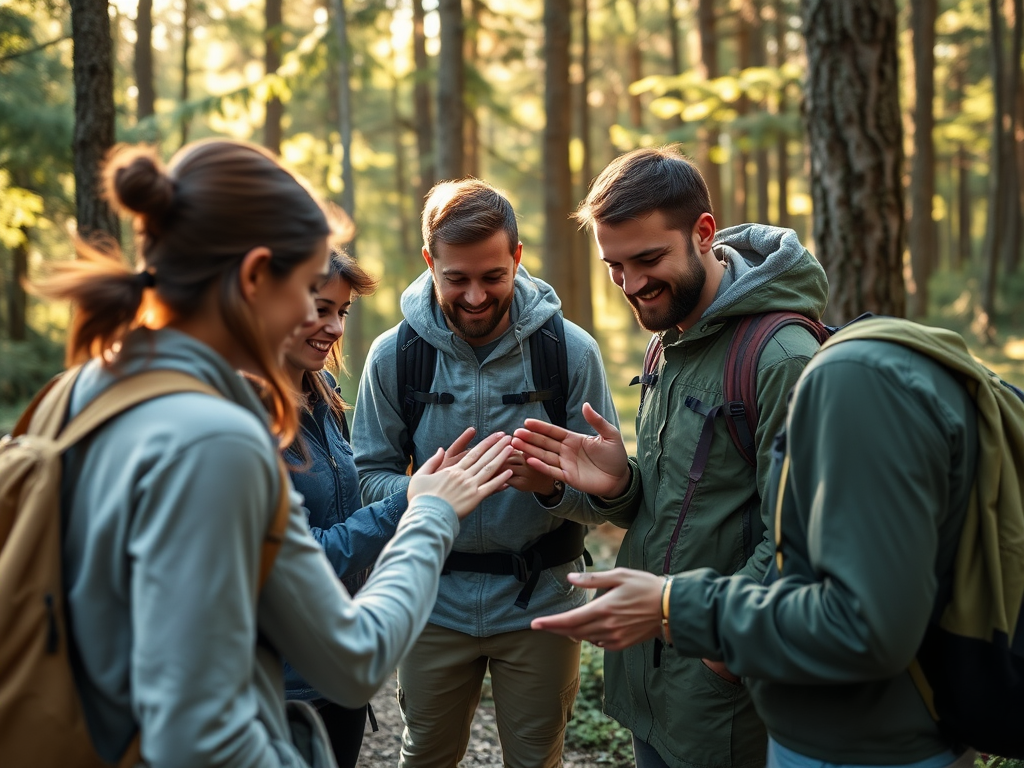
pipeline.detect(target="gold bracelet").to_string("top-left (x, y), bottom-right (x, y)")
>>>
top-left (661, 576), bottom-right (674, 647)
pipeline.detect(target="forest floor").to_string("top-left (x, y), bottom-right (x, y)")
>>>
top-left (355, 523), bottom-right (632, 768)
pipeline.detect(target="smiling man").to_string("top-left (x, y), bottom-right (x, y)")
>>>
top-left (514, 146), bottom-right (829, 768)
top-left (352, 179), bottom-right (617, 768)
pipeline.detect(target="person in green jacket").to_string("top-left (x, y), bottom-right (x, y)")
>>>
top-left (513, 146), bottom-right (828, 768)
top-left (521, 322), bottom-right (981, 768)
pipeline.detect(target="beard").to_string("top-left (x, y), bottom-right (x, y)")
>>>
top-left (435, 287), bottom-right (515, 341)
top-left (626, 243), bottom-right (707, 332)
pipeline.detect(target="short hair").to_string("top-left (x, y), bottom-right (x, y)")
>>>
top-left (574, 146), bottom-right (713, 235)
top-left (421, 179), bottom-right (518, 256)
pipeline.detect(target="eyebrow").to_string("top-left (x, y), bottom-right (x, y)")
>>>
top-left (601, 245), bottom-right (670, 264)
top-left (440, 267), bottom-right (509, 277)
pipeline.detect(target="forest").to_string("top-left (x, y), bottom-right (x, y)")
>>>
top-left (1, 0), bottom-right (1023, 427)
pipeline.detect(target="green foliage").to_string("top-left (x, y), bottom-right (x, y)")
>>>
top-left (977, 755), bottom-right (1024, 768)
top-left (565, 642), bottom-right (634, 764)
top-left (0, 331), bottom-right (63, 436)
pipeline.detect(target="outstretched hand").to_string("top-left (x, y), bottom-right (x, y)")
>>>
top-left (530, 568), bottom-right (664, 651)
top-left (511, 402), bottom-right (630, 499)
top-left (408, 432), bottom-right (514, 519)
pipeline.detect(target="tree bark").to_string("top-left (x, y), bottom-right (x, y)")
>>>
top-left (412, 0), bottom-right (434, 202)
top-left (774, 0), bottom-right (789, 228)
top-left (436, 0), bottom-right (464, 180)
top-left (545, 0), bottom-right (592, 329)
top-left (179, 0), bottom-right (191, 147)
top-left (71, 0), bottom-right (119, 240)
top-left (389, 26), bottom-right (412, 275)
top-left (746, 0), bottom-right (770, 224)
top-left (982, 0), bottom-right (1007, 330)
top-left (908, 0), bottom-right (936, 318)
top-left (697, 0), bottom-right (724, 221)
top-left (801, 0), bottom-right (905, 323)
top-left (134, 0), bottom-right (155, 123)
top-left (331, 0), bottom-right (355, 227)
top-left (264, 0), bottom-right (283, 155)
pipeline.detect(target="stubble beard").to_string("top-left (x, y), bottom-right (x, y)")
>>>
top-left (626, 245), bottom-right (708, 332)
top-left (436, 288), bottom-right (515, 341)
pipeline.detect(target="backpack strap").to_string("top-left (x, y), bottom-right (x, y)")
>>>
top-left (13, 367), bottom-right (84, 438)
top-left (629, 334), bottom-right (663, 416)
top-left (723, 312), bottom-right (832, 467)
top-left (259, 458), bottom-right (293, 590)
top-left (502, 314), bottom-right (569, 428)
top-left (396, 320), bottom-right (453, 462)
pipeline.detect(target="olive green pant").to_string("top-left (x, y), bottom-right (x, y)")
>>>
top-left (396, 623), bottom-right (581, 768)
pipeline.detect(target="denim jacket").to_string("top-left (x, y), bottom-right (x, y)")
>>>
top-left (283, 370), bottom-right (406, 700)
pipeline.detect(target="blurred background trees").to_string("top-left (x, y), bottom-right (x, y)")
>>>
top-left (2, 0), bottom-right (1023, 424)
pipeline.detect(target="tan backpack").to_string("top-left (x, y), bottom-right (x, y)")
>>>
top-left (0, 367), bottom-right (291, 767)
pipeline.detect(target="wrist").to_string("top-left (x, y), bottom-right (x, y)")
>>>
top-left (536, 479), bottom-right (565, 505)
top-left (601, 465), bottom-right (633, 501)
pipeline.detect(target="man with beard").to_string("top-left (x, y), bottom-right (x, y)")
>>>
top-left (513, 146), bottom-right (828, 768)
top-left (352, 178), bottom-right (618, 768)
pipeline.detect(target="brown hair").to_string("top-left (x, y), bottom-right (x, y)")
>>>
top-left (301, 249), bottom-right (378, 425)
top-left (574, 146), bottom-right (713, 235)
top-left (421, 179), bottom-right (518, 257)
top-left (36, 140), bottom-right (333, 445)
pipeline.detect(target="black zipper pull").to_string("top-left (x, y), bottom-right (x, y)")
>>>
top-left (44, 593), bottom-right (59, 653)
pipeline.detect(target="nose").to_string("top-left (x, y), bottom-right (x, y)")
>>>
top-left (324, 314), bottom-right (344, 339)
top-left (621, 267), bottom-right (646, 297)
top-left (464, 282), bottom-right (487, 307)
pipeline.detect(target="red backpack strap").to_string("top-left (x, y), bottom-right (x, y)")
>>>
top-left (629, 334), bottom-right (664, 416)
top-left (723, 312), bottom-right (832, 466)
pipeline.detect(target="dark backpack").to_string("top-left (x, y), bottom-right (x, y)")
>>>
top-left (631, 312), bottom-right (835, 575)
top-left (394, 313), bottom-right (588, 609)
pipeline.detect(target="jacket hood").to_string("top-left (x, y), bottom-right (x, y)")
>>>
top-left (399, 264), bottom-right (561, 355)
top-left (70, 327), bottom-right (270, 425)
top-left (702, 223), bottom-right (828, 322)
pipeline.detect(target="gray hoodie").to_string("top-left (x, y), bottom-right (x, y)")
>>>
top-left (62, 328), bottom-right (460, 768)
top-left (352, 267), bottom-right (618, 635)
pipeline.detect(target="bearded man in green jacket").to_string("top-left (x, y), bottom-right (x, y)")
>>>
top-left (513, 146), bottom-right (828, 768)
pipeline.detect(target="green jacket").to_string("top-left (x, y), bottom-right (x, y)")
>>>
top-left (666, 323), bottom-right (980, 763)
top-left (593, 224), bottom-right (828, 768)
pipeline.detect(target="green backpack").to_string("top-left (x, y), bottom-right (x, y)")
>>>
top-left (777, 317), bottom-right (1024, 758)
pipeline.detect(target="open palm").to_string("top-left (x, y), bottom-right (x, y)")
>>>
top-left (511, 402), bottom-right (630, 499)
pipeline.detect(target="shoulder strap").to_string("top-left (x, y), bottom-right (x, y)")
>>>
top-left (259, 458), bottom-right (293, 590)
top-left (14, 366), bottom-right (84, 438)
top-left (529, 313), bottom-right (569, 428)
top-left (395, 320), bottom-right (452, 461)
top-left (629, 334), bottom-right (663, 416)
top-left (723, 312), bottom-right (832, 467)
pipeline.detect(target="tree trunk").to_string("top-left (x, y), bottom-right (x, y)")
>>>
top-left (736, 4), bottom-right (753, 223)
top-left (412, 0), bottom-right (434, 202)
top-left (774, 0), bottom-right (789, 228)
top-left (264, 0), bottom-right (283, 155)
top-left (436, 0), bottom-right (464, 180)
top-left (8, 234), bottom-right (28, 342)
top-left (982, 0), bottom-right (1008, 332)
top-left (545, 0), bottom-right (592, 330)
top-left (389, 27), bottom-right (412, 277)
top-left (908, 0), bottom-right (936, 318)
top-left (747, 0), bottom-right (770, 224)
top-left (332, 0), bottom-right (355, 228)
top-left (71, 0), bottom-right (119, 240)
top-left (463, 0), bottom-right (481, 178)
top-left (179, 0), bottom-right (191, 147)
top-left (697, 0), bottom-right (724, 221)
top-left (576, 0), bottom-right (597, 314)
top-left (801, 0), bottom-right (905, 323)
top-left (134, 0), bottom-right (155, 124)
top-left (1001, 0), bottom-right (1023, 275)
top-left (628, 0), bottom-right (643, 129)
top-left (956, 143), bottom-right (971, 271)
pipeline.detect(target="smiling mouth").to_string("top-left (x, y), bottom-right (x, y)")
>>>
top-left (632, 286), bottom-right (664, 303)
top-left (307, 339), bottom-right (332, 353)
top-left (460, 304), bottom-right (492, 316)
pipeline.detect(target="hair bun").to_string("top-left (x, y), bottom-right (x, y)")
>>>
top-left (104, 146), bottom-right (175, 221)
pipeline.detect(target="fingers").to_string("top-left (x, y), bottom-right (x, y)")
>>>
top-left (531, 604), bottom-right (602, 635)
top-left (477, 468), bottom-right (515, 498)
top-left (445, 427), bottom-right (477, 457)
top-left (518, 418), bottom-right (570, 442)
top-left (582, 402), bottom-right (622, 443)
top-left (417, 446), bottom-right (445, 475)
top-left (456, 432), bottom-right (510, 471)
top-left (565, 569), bottom-right (629, 591)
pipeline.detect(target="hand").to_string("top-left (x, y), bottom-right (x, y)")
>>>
top-left (512, 402), bottom-right (630, 498)
top-left (502, 450), bottom-right (561, 496)
top-left (530, 568), bottom-right (665, 651)
top-left (408, 432), bottom-right (514, 519)
top-left (439, 426), bottom-right (476, 469)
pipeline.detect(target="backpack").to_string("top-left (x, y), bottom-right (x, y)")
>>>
top-left (631, 312), bottom-right (835, 573)
top-left (394, 313), bottom-right (588, 609)
top-left (793, 317), bottom-right (1024, 758)
top-left (0, 367), bottom-right (292, 768)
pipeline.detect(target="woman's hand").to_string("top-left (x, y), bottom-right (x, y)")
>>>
top-left (408, 432), bottom-right (514, 519)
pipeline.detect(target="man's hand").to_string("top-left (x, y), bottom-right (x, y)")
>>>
top-left (503, 450), bottom-right (562, 496)
top-left (530, 568), bottom-right (664, 651)
top-left (438, 426), bottom-right (476, 469)
top-left (512, 402), bottom-right (630, 499)
top-left (408, 432), bottom-right (514, 519)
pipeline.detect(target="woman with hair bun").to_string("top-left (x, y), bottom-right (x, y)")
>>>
top-left (37, 139), bottom-right (514, 768)
top-left (279, 249), bottom-right (401, 767)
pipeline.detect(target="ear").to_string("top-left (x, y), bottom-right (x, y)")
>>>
top-left (422, 246), bottom-right (434, 272)
top-left (238, 246), bottom-right (274, 305)
top-left (511, 242), bottom-right (523, 273)
top-left (693, 213), bottom-right (717, 254)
